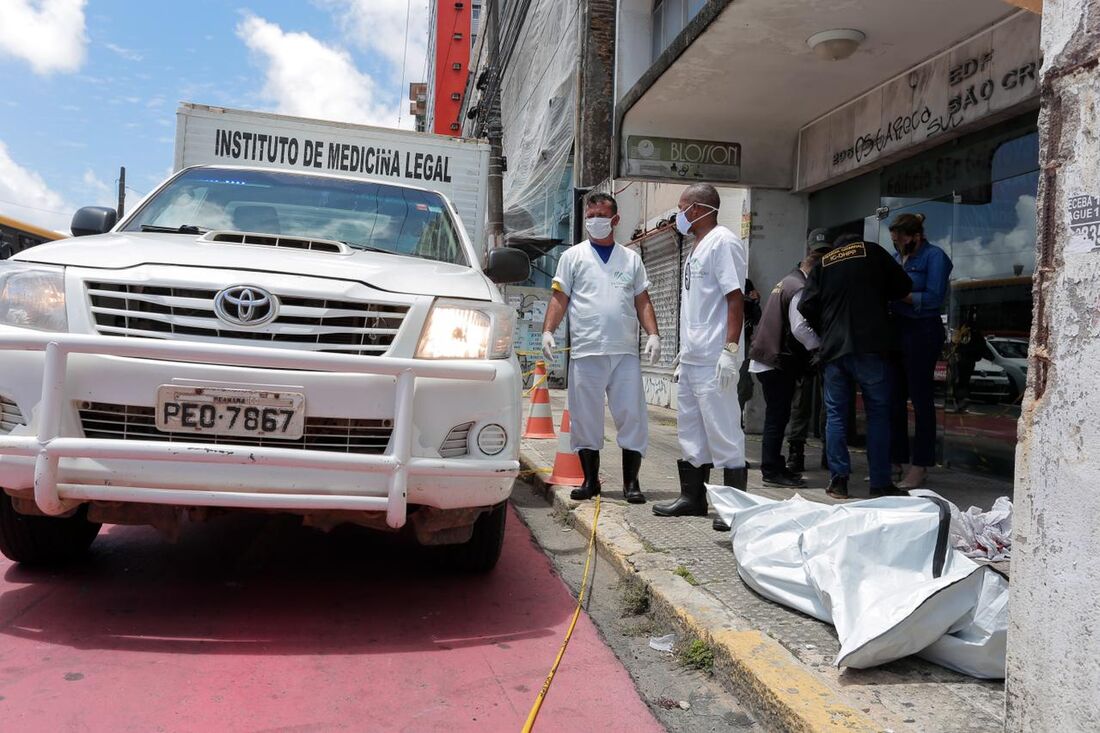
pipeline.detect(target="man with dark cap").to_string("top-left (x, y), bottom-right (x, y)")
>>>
top-left (785, 228), bottom-right (832, 474)
top-left (745, 234), bottom-right (826, 488)
top-left (798, 234), bottom-right (912, 499)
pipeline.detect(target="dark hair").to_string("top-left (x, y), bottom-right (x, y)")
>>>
top-left (831, 233), bottom-right (864, 249)
top-left (889, 212), bottom-right (926, 236)
top-left (683, 183), bottom-right (721, 210)
top-left (584, 191), bottom-right (618, 215)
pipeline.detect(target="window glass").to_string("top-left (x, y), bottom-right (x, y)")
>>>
top-left (871, 117), bottom-right (1039, 480)
top-left (651, 0), bottom-right (664, 61)
top-left (124, 168), bottom-right (468, 267)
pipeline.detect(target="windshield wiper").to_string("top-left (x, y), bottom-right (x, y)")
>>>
top-left (140, 224), bottom-right (207, 234)
top-left (340, 242), bottom-right (438, 262)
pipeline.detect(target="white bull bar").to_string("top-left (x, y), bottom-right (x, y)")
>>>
top-left (0, 332), bottom-right (514, 529)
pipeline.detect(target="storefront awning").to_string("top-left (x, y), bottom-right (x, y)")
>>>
top-left (616, 0), bottom-right (1022, 190)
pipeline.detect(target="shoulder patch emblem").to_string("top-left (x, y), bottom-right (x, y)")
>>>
top-left (823, 241), bottom-right (867, 267)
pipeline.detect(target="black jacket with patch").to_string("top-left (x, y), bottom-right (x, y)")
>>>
top-left (797, 240), bottom-right (911, 363)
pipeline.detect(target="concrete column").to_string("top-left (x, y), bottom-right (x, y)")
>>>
top-left (1006, 1), bottom-right (1100, 730)
top-left (740, 189), bottom-right (809, 434)
top-left (575, 0), bottom-right (617, 188)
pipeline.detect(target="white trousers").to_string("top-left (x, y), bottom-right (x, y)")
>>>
top-left (677, 362), bottom-right (745, 469)
top-left (567, 354), bottom-right (648, 454)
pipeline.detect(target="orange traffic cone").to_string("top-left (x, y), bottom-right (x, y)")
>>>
top-left (547, 409), bottom-right (583, 486)
top-left (523, 361), bottom-right (556, 439)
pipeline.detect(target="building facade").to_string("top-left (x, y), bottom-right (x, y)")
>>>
top-left (425, 0), bottom-right (478, 135)
top-left (608, 0), bottom-right (1042, 482)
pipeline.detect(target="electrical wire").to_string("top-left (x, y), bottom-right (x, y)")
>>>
top-left (398, 0), bottom-right (413, 127)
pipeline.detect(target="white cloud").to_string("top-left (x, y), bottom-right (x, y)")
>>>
top-left (0, 140), bottom-right (71, 233)
top-left (934, 195), bottom-right (1038, 281)
top-left (236, 14), bottom-right (399, 128)
top-left (105, 42), bottom-right (142, 62)
top-left (81, 168), bottom-right (114, 205)
top-left (0, 0), bottom-right (87, 74)
top-left (323, 0), bottom-right (429, 82)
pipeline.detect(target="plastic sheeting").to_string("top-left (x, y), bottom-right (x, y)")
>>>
top-left (911, 489), bottom-right (1013, 561)
top-left (707, 486), bottom-right (1009, 679)
top-left (498, 0), bottom-right (578, 244)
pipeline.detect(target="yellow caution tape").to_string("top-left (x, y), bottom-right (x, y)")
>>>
top-left (523, 373), bottom-right (548, 397)
top-left (520, 494), bottom-right (601, 733)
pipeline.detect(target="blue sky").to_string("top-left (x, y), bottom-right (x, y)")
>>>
top-left (0, 0), bottom-right (429, 233)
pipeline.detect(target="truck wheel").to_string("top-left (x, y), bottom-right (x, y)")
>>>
top-left (0, 493), bottom-right (101, 565)
top-left (447, 502), bottom-right (507, 573)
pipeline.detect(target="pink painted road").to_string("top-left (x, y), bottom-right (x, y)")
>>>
top-left (0, 506), bottom-right (663, 732)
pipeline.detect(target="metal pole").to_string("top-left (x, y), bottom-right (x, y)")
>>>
top-left (485, 0), bottom-right (505, 255)
top-left (117, 166), bottom-right (126, 219)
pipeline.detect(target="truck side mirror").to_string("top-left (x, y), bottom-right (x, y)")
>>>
top-left (71, 206), bottom-right (118, 237)
top-left (484, 247), bottom-right (530, 284)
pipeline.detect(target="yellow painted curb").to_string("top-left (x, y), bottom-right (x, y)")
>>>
top-left (711, 629), bottom-right (880, 732)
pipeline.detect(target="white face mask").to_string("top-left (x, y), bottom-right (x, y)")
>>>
top-left (585, 216), bottom-right (614, 241)
top-left (675, 204), bottom-right (716, 235)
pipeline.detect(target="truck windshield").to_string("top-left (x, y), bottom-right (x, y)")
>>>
top-left (123, 168), bottom-right (469, 266)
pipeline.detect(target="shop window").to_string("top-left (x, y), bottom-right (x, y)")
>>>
top-left (875, 117), bottom-right (1039, 480)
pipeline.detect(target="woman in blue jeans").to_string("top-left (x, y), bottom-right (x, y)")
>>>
top-left (888, 213), bottom-right (953, 488)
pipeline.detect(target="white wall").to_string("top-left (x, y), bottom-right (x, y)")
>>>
top-left (739, 189), bottom-right (809, 433)
top-left (1005, 0), bottom-right (1100, 728)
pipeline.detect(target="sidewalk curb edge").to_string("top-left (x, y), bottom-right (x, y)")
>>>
top-left (518, 450), bottom-right (884, 733)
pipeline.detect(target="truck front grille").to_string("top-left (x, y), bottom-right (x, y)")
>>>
top-left (78, 402), bottom-right (393, 454)
top-left (85, 282), bottom-right (409, 356)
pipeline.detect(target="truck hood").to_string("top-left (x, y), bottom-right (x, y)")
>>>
top-left (17, 232), bottom-right (493, 300)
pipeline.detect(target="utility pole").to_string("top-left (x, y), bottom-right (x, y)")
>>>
top-left (485, 0), bottom-right (505, 254)
top-left (117, 166), bottom-right (126, 219)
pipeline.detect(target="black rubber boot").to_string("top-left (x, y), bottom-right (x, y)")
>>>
top-left (621, 449), bottom-right (645, 504)
top-left (652, 461), bottom-right (709, 517)
top-left (712, 466), bottom-right (747, 531)
top-left (825, 475), bottom-right (849, 500)
top-left (570, 449), bottom-right (601, 501)
top-left (786, 442), bottom-right (805, 474)
top-left (870, 484), bottom-right (909, 498)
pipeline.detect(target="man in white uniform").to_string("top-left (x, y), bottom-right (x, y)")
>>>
top-left (542, 192), bottom-right (661, 504)
top-left (653, 184), bottom-right (749, 524)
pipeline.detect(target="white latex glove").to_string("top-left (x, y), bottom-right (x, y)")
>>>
top-left (643, 334), bottom-right (661, 366)
top-left (541, 331), bottom-right (556, 363)
top-left (672, 352), bottom-right (681, 383)
top-left (716, 349), bottom-right (738, 391)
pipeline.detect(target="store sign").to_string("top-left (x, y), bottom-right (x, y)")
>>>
top-left (622, 135), bottom-right (742, 182)
top-left (1067, 194), bottom-right (1100, 254)
top-left (796, 11), bottom-right (1041, 191)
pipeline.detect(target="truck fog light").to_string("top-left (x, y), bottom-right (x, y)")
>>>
top-left (477, 424), bottom-right (507, 455)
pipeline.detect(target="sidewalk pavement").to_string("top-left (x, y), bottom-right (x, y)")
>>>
top-left (520, 389), bottom-right (1008, 733)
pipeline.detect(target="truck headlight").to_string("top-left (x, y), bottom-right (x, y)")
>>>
top-left (415, 299), bottom-right (515, 359)
top-left (0, 263), bottom-right (67, 332)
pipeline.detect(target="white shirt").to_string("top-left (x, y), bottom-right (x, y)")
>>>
top-left (553, 240), bottom-right (650, 359)
top-left (679, 226), bottom-right (747, 366)
top-left (749, 290), bottom-right (822, 373)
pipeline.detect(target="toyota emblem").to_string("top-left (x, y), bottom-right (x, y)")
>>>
top-left (214, 285), bottom-right (278, 326)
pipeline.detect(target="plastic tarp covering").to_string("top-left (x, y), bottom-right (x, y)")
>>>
top-left (499, 0), bottom-right (578, 244)
top-left (707, 486), bottom-right (1009, 679)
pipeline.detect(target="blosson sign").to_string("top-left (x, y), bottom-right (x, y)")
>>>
top-left (796, 11), bottom-right (1041, 191)
top-left (622, 135), bottom-right (741, 182)
top-left (174, 103), bottom-right (490, 248)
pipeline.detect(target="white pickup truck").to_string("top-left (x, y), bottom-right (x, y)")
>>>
top-left (0, 164), bottom-right (530, 571)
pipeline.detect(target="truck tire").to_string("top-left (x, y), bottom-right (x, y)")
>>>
top-left (447, 502), bottom-right (506, 573)
top-left (0, 493), bottom-right (101, 565)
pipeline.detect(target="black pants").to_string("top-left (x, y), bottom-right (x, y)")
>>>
top-left (758, 369), bottom-right (798, 476)
top-left (890, 317), bottom-right (945, 467)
